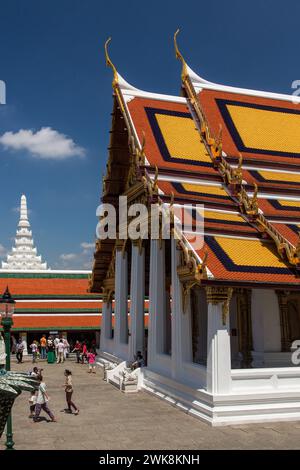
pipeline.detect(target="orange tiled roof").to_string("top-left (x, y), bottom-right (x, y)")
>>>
top-left (127, 97), bottom-right (217, 175)
top-left (0, 273), bottom-right (98, 297)
top-left (199, 89), bottom-right (300, 168)
top-left (196, 235), bottom-right (300, 285)
top-left (11, 315), bottom-right (100, 330)
top-left (90, 64), bottom-right (300, 289)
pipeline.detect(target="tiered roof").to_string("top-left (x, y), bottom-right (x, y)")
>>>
top-left (90, 36), bottom-right (300, 291)
top-left (0, 271), bottom-right (101, 331)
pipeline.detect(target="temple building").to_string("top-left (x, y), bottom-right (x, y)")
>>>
top-left (90, 35), bottom-right (300, 425)
top-left (0, 195), bottom-right (101, 350)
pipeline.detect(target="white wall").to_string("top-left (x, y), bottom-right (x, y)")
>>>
top-left (252, 289), bottom-right (281, 353)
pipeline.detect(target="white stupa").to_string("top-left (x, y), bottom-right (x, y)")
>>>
top-left (1, 195), bottom-right (47, 270)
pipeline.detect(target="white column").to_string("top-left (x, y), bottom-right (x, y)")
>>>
top-left (114, 248), bottom-right (128, 357)
top-left (170, 237), bottom-right (193, 380)
top-left (171, 237), bottom-right (184, 378)
top-left (206, 287), bottom-right (232, 395)
top-left (100, 299), bottom-right (112, 352)
top-left (148, 239), bottom-right (165, 367)
top-left (129, 241), bottom-right (145, 360)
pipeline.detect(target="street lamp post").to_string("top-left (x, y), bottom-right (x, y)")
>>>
top-left (0, 286), bottom-right (16, 450)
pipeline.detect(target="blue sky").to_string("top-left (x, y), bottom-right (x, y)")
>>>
top-left (0, 0), bottom-right (299, 269)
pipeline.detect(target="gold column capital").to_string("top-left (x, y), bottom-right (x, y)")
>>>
top-left (206, 286), bottom-right (233, 304)
top-left (115, 238), bottom-right (128, 258)
top-left (102, 288), bottom-right (114, 306)
top-left (132, 238), bottom-right (144, 254)
top-left (206, 286), bottom-right (233, 325)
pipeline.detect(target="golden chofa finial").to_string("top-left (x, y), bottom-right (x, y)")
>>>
top-left (174, 29), bottom-right (188, 81)
top-left (104, 37), bottom-right (118, 89)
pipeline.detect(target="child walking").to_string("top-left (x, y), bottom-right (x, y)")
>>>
top-left (87, 349), bottom-right (96, 373)
top-left (28, 390), bottom-right (37, 418)
top-left (63, 369), bottom-right (79, 415)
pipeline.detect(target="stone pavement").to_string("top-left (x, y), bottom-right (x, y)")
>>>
top-left (1, 358), bottom-right (300, 450)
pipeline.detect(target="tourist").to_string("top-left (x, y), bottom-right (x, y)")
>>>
top-left (56, 339), bottom-right (65, 364)
top-left (47, 336), bottom-right (55, 364)
top-left (40, 335), bottom-right (47, 360)
top-left (87, 349), bottom-right (96, 373)
top-left (16, 338), bottom-right (25, 363)
top-left (0, 333), bottom-right (6, 369)
top-left (72, 340), bottom-right (81, 364)
top-left (28, 387), bottom-right (37, 418)
top-left (131, 351), bottom-right (145, 369)
top-left (81, 341), bottom-right (88, 364)
top-left (33, 375), bottom-right (56, 422)
top-left (54, 335), bottom-right (60, 358)
top-left (63, 369), bottom-right (79, 415)
top-left (63, 337), bottom-right (70, 360)
top-left (30, 341), bottom-right (39, 363)
top-left (30, 366), bottom-right (41, 378)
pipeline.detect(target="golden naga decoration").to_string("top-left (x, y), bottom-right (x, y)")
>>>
top-left (136, 130), bottom-right (146, 165)
top-left (212, 124), bottom-right (223, 158)
top-left (104, 37), bottom-right (118, 89)
top-left (142, 166), bottom-right (159, 199)
top-left (126, 139), bottom-right (143, 192)
top-left (248, 205), bottom-right (300, 268)
top-left (231, 154), bottom-right (243, 184)
top-left (174, 29), bottom-right (188, 81)
top-left (152, 165), bottom-right (159, 194)
top-left (200, 119), bottom-right (222, 161)
top-left (248, 183), bottom-right (259, 215)
top-left (238, 184), bottom-right (259, 217)
top-left (177, 241), bottom-right (208, 312)
top-left (295, 232), bottom-right (300, 261)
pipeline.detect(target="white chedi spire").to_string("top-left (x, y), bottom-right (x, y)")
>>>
top-left (1, 195), bottom-right (48, 270)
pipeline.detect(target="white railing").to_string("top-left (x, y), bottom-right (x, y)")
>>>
top-left (231, 367), bottom-right (300, 392)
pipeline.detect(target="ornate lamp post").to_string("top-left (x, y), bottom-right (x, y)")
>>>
top-left (0, 286), bottom-right (16, 450)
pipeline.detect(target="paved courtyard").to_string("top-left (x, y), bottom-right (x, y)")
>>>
top-left (1, 358), bottom-right (300, 450)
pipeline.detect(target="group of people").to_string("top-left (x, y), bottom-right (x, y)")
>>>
top-left (14, 334), bottom-right (97, 369)
top-left (72, 340), bottom-right (97, 372)
top-left (28, 367), bottom-right (79, 422)
top-left (46, 336), bottom-right (70, 364)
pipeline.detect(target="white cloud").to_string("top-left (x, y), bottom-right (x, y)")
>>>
top-left (80, 242), bottom-right (94, 250)
top-left (60, 253), bottom-right (78, 261)
top-left (80, 241), bottom-right (94, 255)
top-left (58, 242), bottom-right (94, 268)
top-left (0, 127), bottom-right (85, 160)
